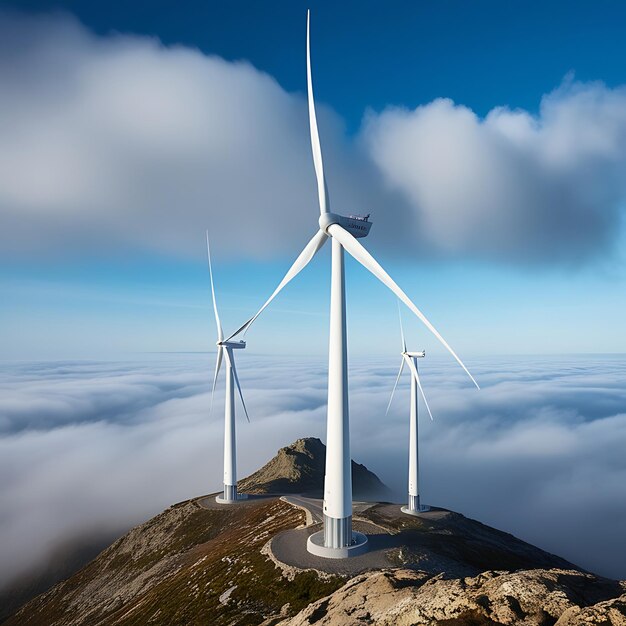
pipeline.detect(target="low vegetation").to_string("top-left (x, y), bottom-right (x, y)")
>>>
top-left (6, 498), bottom-right (344, 625)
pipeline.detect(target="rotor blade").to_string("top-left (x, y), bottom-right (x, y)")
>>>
top-left (206, 231), bottom-right (223, 342)
top-left (404, 355), bottom-right (434, 421)
top-left (306, 10), bottom-right (329, 215)
top-left (210, 346), bottom-right (223, 417)
top-left (385, 358), bottom-right (405, 417)
top-left (224, 348), bottom-right (250, 423)
top-left (397, 300), bottom-right (407, 353)
top-left (226, 229), bottom-right (328, 340)
top-left (328, 223), bottom-right (479, 389)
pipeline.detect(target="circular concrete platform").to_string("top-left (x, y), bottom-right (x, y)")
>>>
top-left (306, 530), bottom-right (368, 559)
top-left (401, 504), bottom-right (431, 516)
top-left (215, 493), bottom-right (249, 505)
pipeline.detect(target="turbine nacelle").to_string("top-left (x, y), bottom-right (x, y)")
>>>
top-left (403, 350), bottom-right (425, 358)
top-left (319, 212), bottom-right (372, 239)
top-left (218, 340), bottom-right (246, 350)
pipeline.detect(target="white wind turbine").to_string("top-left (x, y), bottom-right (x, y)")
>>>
top-left (226, 11), bottom-right (479, 556)
top-left (206, 232), bottom-right (250, 504)
top-left (386, 305), bottom-right (433, 516)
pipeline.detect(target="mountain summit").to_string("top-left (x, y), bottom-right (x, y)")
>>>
top-left (239, 437), bottom-right (391, 500)
top-left (4, 438), bottom-right (625, 626)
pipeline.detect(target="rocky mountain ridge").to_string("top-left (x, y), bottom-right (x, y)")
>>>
top-left (3, 438), bottom-right (625, 625)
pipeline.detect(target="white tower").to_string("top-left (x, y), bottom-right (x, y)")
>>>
top-left (206, 233), bottom-right (250, 504)
top-left (387, 308), bottom-right (434, 515)
top-left (322, 235), bottom-right (359, 549)
top-left (404, 353), bottom-right (431, 515)
top-left (215, 340), bottom-right (247, 503)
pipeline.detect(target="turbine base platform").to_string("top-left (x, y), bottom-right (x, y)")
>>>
top-left (215, 493), bottom-right (249, 505)
top-left (306, 530), bottom-right (368, 559)
top-left (401, 504), bottom-right (431, 516)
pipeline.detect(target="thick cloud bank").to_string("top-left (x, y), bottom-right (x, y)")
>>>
top-left (2, 11), bottom-right (626, 264)
top-left (0, 10), bottom-right (400, 261)
top-left (1, 354), bottom-right (625, 589)
top-left (363, 82), bottom-right (626, 263)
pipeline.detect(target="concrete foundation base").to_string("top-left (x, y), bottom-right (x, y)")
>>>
top-left (401, 504), bottom-right (431, 516)
top-left (306, 530), bottom-right (368, 559)
top-left (215, 493), bottom-right (248, 505)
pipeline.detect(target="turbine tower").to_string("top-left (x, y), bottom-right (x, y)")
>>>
top-left (206, 232), bottom-right (250, 504)
top-left (386, 306), bottom-right (434, 515)
top-left (226, 11), bottom-right (479, 557)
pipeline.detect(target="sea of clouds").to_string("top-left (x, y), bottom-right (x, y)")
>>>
top-left (1, 353), bottom-right (625, 589)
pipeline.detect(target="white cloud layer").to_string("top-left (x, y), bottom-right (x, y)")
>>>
top-left (1, 354), bottom-right (625, 589)
top-left (2, 11), bottom-right (626, 264)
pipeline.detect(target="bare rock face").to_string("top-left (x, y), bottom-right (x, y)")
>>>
top-left (238, 437), bottom-right (392, 500)
top-left (557, 595), bottom-right (626, 626)
top-left (279, 568), bottom-right (626, 626)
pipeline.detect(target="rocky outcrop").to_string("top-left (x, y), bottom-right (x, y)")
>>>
top-left (557, 595), bottom-right (626, 626)
top-left (279, 568), bottom-right (626, 626)
top-left (238, 437), bottom-right (392, 500)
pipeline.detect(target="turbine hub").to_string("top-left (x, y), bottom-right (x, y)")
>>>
top-left (319, 212), bottom-right (372, 239)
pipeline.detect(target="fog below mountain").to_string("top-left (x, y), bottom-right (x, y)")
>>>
top-left (1, 353), bottom-right (625, 588)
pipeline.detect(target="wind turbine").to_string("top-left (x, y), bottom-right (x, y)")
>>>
top-left (386, 305), bottom-right (433, 516)
top-left (227, 11), bottom-right (479, 556)
top-left (206, 232), bottom-right (250, 504)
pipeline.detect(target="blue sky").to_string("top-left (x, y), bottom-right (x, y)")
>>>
top-left (6, 0), bottom-right (626, 125)
top-left (2, 1), bottom-right (626, 360)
